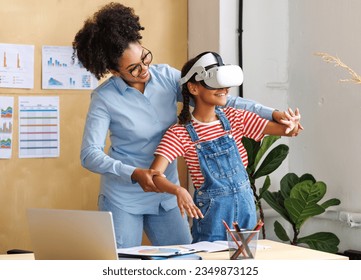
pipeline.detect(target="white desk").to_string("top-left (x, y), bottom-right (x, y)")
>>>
top-left (198, 239), bottom-right (348, 260)
top-left (0, 253), bottom-right (34, 260)
top-left (0, 239), bottom-right (348, 260)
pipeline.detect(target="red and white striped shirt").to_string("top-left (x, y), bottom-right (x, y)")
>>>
top-left (155, 107), bottom-right (269, 189)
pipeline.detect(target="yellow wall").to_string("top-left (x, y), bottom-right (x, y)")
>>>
top-left (0, 0), bottom-right (187, 253)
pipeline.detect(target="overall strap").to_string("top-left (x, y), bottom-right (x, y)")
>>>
top-left (185, 122), bottom-right (200, 142)
top-left (215, 108), bottom-right (232, 132)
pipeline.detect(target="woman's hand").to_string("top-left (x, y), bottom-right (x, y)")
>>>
top-left (131, 168), bottom-right (164, 192)
top-left (176, 187), bottom-right (204, 219)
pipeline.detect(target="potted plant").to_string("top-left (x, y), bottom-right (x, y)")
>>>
top-left (243, 136), bottom-right (341, 253)
top-left (262, 173), bottom-right (341, 253)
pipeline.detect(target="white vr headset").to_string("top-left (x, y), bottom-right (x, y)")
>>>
top-left (179, 52), bottom-right (244, 89)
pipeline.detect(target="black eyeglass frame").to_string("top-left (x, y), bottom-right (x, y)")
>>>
top-left (128, 48), bottom-right (153, 78)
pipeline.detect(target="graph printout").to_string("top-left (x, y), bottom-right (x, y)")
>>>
top-left (42, 45), bottom-right (98, 90)
top-left (18, 96), bottom-right (60, 158)
top-left (0, 43), bottom-right (35, 89)
top-left (0, 96), bottom-right (14, 159)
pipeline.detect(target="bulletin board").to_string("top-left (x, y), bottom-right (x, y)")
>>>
top-left (0, 0), bottom-right (187, 253)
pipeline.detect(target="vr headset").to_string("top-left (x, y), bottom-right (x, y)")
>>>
top-left (179, 52), bottom-right (244, 89)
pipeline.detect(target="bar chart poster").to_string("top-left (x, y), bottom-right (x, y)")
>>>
top-left (42, 45), bottom-right (98, 90)
top-left (0, 43), bottom-right (34, 89)
top-left (0, 96), bottom-right (14, 159)
top-left (18, 96), bottom-right (60, 158)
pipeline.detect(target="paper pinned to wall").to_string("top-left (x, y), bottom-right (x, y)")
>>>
top-left (18, 96), bottom-right (60, 158)
top-left (42, 45), bottom-right (98, 90)
top-left (0, 43), bottom-right (35, 89)
top-left (0, 96), bottom-right (14, 159)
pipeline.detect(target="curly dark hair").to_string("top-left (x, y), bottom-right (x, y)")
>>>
top-left (72, 2), bottom-right (144, 80)
top-left (178, 51), bottom-right (213, 125)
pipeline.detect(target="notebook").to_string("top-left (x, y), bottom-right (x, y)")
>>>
top-left (27, 208), bottom-right (119, 260)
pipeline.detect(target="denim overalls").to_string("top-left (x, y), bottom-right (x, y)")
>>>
top-left (185, 109), bottom-right (257, 242)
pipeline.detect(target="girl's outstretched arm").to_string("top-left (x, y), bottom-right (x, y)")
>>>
top-left (150, 155), bottom-right (203, 219)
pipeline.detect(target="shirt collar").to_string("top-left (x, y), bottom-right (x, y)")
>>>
top-left (191, 114), bottom-right (220, 126)
top-left (111, 76), bottom-right (131, 94)
top-left (110, 70), bottom-right (154, 95)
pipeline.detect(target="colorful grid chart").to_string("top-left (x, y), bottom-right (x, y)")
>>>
top-left (18, 96), bottom-right (60, 158)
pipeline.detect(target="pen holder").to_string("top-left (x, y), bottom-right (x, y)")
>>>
top-left (226, 230), bottom-right (259, 260)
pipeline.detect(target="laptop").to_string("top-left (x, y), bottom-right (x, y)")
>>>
top-left (27, 208), bottom-right (119, 260)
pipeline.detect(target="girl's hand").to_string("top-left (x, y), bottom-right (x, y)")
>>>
top-left (176, 187), bottom-right (204, 219)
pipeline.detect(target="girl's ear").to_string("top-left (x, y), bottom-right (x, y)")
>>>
top-left (187, 82), bottom-right (198, 96)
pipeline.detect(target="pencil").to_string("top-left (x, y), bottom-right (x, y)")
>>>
top-left (232, 220), bottom-right (264, 259)
top-left (233, 222), bottom-right (252, 257)
top-left (222, 220), bottom-right (245, 259)
top-left (222, 220), bottom-right (241, 245)
top-left (245, 219), bottom-right (264, 244)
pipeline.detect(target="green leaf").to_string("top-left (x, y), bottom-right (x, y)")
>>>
top-left (279, 173), bottom-right (318, 199)
top-left (299, 173), bottom-right (316, 183)
top-left (297, 232), bottom-right (340, 253)
top-left (274, 221), bottom-right (290, 242)
top-left (242, 137), bottom-right (260, 173)
top-left (280, 173), bottom-right (300, 199)
top-left (259, 176), bottom-right (271, 198)
top-left (262, 191), bottom-right (291, 223)
top-left (285, 198), bottom-right (325, 229)
top-left (254, 136), bottom-right (281, 168)
top-left (253, 144), bottom-right (289, 179)
top-left (291, 181), bottom-right (326, 204)
top-left (320, 198), bottom-right (341, 210)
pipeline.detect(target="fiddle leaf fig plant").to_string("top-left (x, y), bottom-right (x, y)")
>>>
top-left (243, 135), bottom-right (341, 253)
top-left (262, 172), bottom-right (341, 253)
top-left (242, 135), bottom-right (289, 238)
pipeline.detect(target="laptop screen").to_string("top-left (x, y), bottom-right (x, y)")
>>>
top-left (27, 208), bottom-right (118, 260)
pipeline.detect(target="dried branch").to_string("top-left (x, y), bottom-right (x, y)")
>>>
top-left (314, 52), bottom-right (361, 84)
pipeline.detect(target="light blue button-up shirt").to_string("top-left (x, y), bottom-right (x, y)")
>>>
top-left (80, 64), bottom-right (274, 215)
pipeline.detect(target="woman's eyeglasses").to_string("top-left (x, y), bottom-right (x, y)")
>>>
top-left (128, 48), bottom-right (153, 77)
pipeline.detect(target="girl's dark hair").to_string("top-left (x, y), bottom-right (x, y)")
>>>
top-left (72, 2), bottom-right (144, 80)
top-left (178, 51), bottom-right (212, 125)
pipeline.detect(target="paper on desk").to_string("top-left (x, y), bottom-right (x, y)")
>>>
top-left (117, 246), bottom-right (196, 257)
top-left (182, 241), bottom-right (271, 253)
top-left (257, 244), bottom-right (271, 250)
top-left (182, 241), bottom-right (229, 253)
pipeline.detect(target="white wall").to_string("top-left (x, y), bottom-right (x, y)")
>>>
top-left (188, 0), bottom-right (240, 97)
top-left (189, 0), bottom-right (361, 252)
top-left (242, 0), bottom-right (290, 197)
top-left (287, 0), bottom-right (361, 252)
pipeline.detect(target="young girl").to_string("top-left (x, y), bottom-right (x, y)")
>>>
top-left (149, 51), bottom-right (301, 243)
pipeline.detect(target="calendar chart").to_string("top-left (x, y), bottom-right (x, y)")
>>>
top-left (18, 96), bottom-right (59, 158)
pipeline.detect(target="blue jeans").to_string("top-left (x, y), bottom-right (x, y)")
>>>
top-left (98, 194), bottom-right (192, 248)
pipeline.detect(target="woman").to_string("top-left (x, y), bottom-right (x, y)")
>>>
top-left (73, 2), bottom-right (297, 248)
top-left (150, 52), bottom-right (301, 242)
